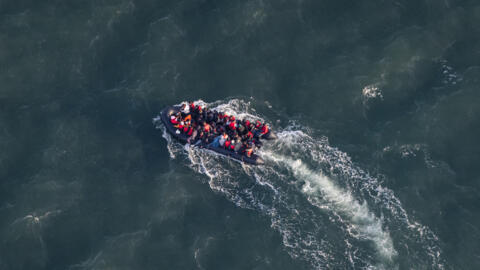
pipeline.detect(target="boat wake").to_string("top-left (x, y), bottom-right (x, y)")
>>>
top-left (157, 98), bottom-right (445, 269)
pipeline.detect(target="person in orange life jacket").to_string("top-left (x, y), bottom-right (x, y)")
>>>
top-left (203, 122), bottom-right (211, 133)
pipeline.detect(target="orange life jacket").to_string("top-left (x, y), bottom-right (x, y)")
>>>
top-left (184, 115), bottom-right (192, 121)
top-left (204, 124), bottom-right (211, 132)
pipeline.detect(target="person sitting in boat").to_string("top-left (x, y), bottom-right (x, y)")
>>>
top-left (170, 115), bottom-right (179, 125)
top-left (208, 133), bottom-right (222, 148)
top-left (245, 145), bottom-right (254, 157)
top-left (174, 120), bottom-right (184, 130)
top-left (183, 113), bottom-right (192, 123)
top-left (187, 128), bottom-right (198, 144)
top-left (203, 122), bottom-right (211, 134)
top-left (186, 126), bottom-right (194, 137)
top-left (244, 119), bottom-right (251, 129)
top-left (228, 116), bottom-right (237, 131)
top-left (208, 129), bottom-right (224, 147)
top-left (260, 124), bottom-right (269, 137)
top-left (204, 132), bottom-right (214, 145)
top-left (189, 101), bottom-right (195, 112)
top-left (194, 131), bottom-right (204, 146)
top-left (212, 110), bottom-right (219, 123)
top-left (219, 132), bottom-right (228, 147)
top-left (246, 130), bottom-right (254, 140)
top-left (234, 139), bottom-right (243, 152)
top-left (182, 124), bottom-right (190, 134)
top-left (237, 121), bottom-right (246, 135)
top-left (180, 103), bottom-right (190, 116)
top-left (228, 139), bottom-right (236, 151)
top-left (224, 139), bottom-right (231, 150)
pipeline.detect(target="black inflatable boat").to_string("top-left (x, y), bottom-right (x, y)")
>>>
top-left (158, 105), bottom-right (277, 165)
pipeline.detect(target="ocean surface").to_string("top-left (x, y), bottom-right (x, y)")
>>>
top-left (1, 0), bottom-right (480, 269)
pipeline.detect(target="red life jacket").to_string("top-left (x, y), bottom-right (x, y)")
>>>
top-left (178, 124), bottom-right (184, 130)
top-left (230, 143), bottom-right (235, 150)
top-left (229, 121), bottom-right (236, 130)
top-left (245, 120), bottom-right (250, 127)
top-left (255, 120), bottom-right (262, 128)
top-left (183, 126), bottom-right (189, 133)
top-left (261, 125), bottom-right (269, 134)
top-left (187, 127), bottom-right (193, 136)
top-left (170, 116), bottom-right (179, 125)
top-left (225, 140), bottom-right (231, 148)
top-left (247, 131), bottom-right (253, 139)
top-left (190, 103), bottom-right (195, 110)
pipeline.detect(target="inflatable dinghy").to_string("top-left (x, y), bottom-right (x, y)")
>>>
top-left (158, 105), bottom-right (277, 165)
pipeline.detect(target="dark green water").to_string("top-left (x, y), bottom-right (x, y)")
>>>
top-left (1, 0), bottom-right (480, 269)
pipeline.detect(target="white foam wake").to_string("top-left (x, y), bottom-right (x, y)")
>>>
top-left (264, 151), bottom-right (396, 263)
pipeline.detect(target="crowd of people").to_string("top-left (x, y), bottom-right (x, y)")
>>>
top-left (169, 102), bottom-right (270, 158)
